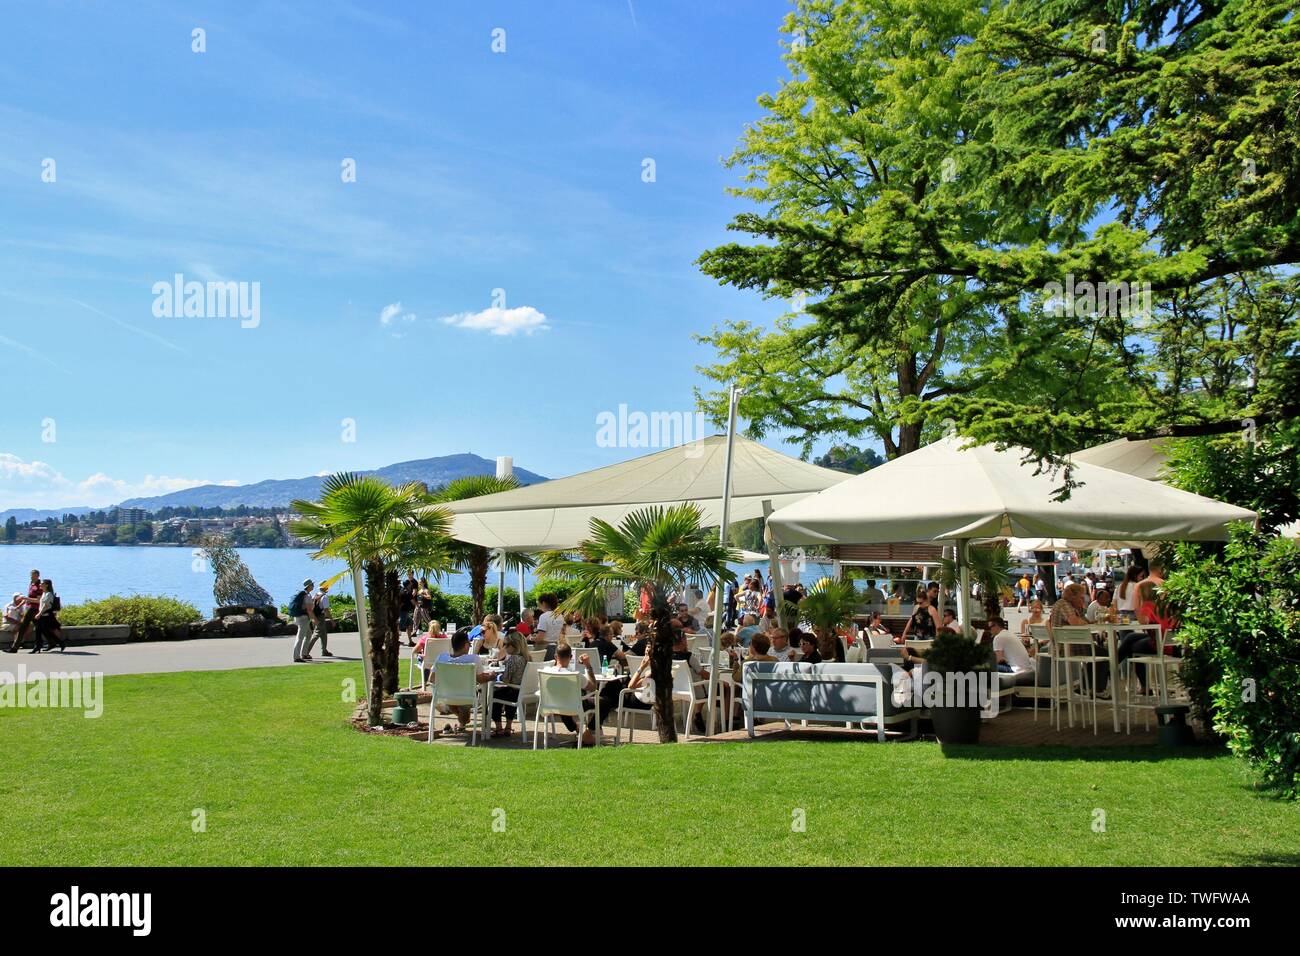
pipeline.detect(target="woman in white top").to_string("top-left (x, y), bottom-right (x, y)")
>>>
top-left (1116, 567), bottom-right (1144, 614)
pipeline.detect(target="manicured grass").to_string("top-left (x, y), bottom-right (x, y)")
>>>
top-left (1, 662), bottom-right (1295, 866)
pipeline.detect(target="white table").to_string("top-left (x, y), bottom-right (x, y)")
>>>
top-left (1094, 622), bottom-right (1164, 732)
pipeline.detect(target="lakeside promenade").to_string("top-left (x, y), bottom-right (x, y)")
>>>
top-left (0, 632), bottom-right (364, 681)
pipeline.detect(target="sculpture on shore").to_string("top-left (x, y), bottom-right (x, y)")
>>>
top-left (200, 536), bottom-right (273, 608)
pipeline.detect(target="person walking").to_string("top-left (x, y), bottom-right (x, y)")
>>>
top-left (290, 578), bottom-right (317, 662)
top-left (303, 582), bottom-right (333, 659)
top-left (32, 578), bottom-right (65, 653)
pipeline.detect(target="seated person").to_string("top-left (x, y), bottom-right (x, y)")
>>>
top-left (768, 628), bottom-right (795, 662)
top-left (672, 630), bottom-right (710, 734)
top-left (552, 643), bottom-right (603, 746)
top-left (432, 631), bottom-right (495, 735)
top-left (797, 632), bottom-right (822, 664)
top-left (490, 632), bottom-right (529, 738)
top-left (745, 632), bottom-right (776, 662)
top-left (515, 609), bottom-right (535, 637)
top-left (735, 614), bottom-right (761, 648)
top-left (621, 621), bottom-right (651, 657)
top-left (2, 593), bottom-right (25, 644)
top-left (940, 608), bottom-right (962, 634)
top-left (1085, 587), bottom-right (1114, 624)
top-left (1019, 600), bottom-right (1047, 644)
top-left (864, 612), bottom-right (895, 648)
top-left (989, 617), bottom-right (1036, 685)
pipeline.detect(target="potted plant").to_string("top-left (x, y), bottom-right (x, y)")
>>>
top-left (796, 577), bottom-right (859, 660)
top-left (920, 631), bottom-right (995, 744)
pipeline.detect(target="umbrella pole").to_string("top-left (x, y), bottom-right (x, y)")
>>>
top-left (708, 384), bottom-right (741, 738)
top-left (957, 539), bottom-right (973, 640)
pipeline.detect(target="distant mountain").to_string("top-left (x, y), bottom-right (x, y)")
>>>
top-left (0, 506), bottom-right (94, 524)
top-left (116, 454), bottom-right (547, 510)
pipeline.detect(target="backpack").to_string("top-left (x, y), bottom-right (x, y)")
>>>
top-left (288, 590), bottom-right (307, 617)
top-left (52, 594), bottom-right (61, 613)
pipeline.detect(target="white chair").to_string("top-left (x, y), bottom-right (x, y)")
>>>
top-left (1123, 625), bottom-right (1171, 732)
top-left (426, 661), bottom-right (482, 746)
top-left (529, 648), bottom-right (548, 662)
top-left (867, 630), bottom-right (896, 650)
top-left (615, 663), bottom-right (660, 744)
top-left (621, 622), bottom-right (637, 637)
top-left (673, 661), bottom-right (709, 740)
top-left (625, 654), bottom-right (644, 675)
top-left (493, 661), bottom-right (542, 743)
top-left (534, 669), bottom-right (596, 749)
top-left (409, 636), bottom-right (451, 690)
top-left (1023, 623), bottom-right (1065, 724)
top-left (1053, 625), bottom-right (1104, 734)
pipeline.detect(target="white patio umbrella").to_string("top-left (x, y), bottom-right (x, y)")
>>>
top-left (767, 436), bottom-right (1257, 637)
top-left (1070, 436), bottom-right (1169, 481)
top-left (439, 434), bottom-right (850, 551)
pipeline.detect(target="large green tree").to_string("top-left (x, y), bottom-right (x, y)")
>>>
top-left (697, 0), bottom-right (1299, 475)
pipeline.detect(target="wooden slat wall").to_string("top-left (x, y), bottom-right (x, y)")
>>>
top-left (831, 543), bottom-right (945, 563)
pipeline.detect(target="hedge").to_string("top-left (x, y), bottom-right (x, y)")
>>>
top-left (58, 595), bottom-right (203, 641)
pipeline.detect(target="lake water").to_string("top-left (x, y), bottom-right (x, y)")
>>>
top-left (0, 545), bottom-right (828, 614)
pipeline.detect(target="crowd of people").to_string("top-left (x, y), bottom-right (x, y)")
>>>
top-left (2, 569), bottom-right (64, 654)
top-left (402, 556), bottom-right (1178, 739)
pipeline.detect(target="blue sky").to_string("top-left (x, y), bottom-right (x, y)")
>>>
top-left (0, 0), bottom-right (813, 510)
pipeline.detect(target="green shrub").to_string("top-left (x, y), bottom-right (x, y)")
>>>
top-left (1165, 529), bottom-right (1300, 799)
top-left (59, 595), bottom-right (202, 641)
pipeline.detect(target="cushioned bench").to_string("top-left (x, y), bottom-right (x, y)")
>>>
top-left (741, 661), bottom-right (920, 742)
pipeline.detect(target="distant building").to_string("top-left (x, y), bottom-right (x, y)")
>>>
top-left (117, 508), bottom-right (149, 526)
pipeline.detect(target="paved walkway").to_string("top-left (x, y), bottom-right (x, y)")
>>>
top-left (0, 631), bottom-right (368, 680)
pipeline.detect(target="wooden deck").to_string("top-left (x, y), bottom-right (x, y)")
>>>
top-left (370, 696), bottom-right (1173, 749)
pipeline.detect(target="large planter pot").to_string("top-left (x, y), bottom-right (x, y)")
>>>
top-left (929, 703), bottom-right (982, 744)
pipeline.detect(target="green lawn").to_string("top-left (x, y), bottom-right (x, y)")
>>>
top-left (1, 662), bottom-right (1295, 866)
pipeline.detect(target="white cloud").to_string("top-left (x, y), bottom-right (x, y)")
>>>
top-left (440, 305), bottom-right (549, 337)
top-left (0, 453), bottom-right (234, 509)
top-left (379, 301), bottom-right (416, 326)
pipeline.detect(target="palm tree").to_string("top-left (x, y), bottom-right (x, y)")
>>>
top-left (537, 504), bottom-right (737, 742)
top-left (796, 577), bottom-right (859, 659)
top-left (434, 475), bottom-right (533, 623)
top-left (938, 542), bottom-right (1014, 626)
top-left (291, 474), bottom-right (453, 724)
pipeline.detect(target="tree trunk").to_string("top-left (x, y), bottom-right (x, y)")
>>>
top-left (1034, 551), bottom-right (1059, 603)
top-left (364, 559), bottom-right (388, 726)
top-left (470, 545), bottom-right (489, 624)
top-left (648, 586), bottom-right (678, 743)
top-left (383, 568), bottom-right (400, 695)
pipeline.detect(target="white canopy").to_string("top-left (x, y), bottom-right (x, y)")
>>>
top-left (767, 436), bottom-right (1256, 548)
top-left (1070, 436), bottom-right (1169, 481)
top-left (442, 434), bottom-right (851, 551)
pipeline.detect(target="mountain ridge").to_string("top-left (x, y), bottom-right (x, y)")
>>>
top-left (1, 455), bottom-right (546, 521)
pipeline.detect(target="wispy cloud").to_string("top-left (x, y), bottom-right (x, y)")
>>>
top-left (379, 301), bottom-right (416, 326)
top-left (440, 306), bottom-right (550, 337)
top-left (68, 298), bottom-right (188, 354)
top-left (0, 333), bottom-right (74, 376)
